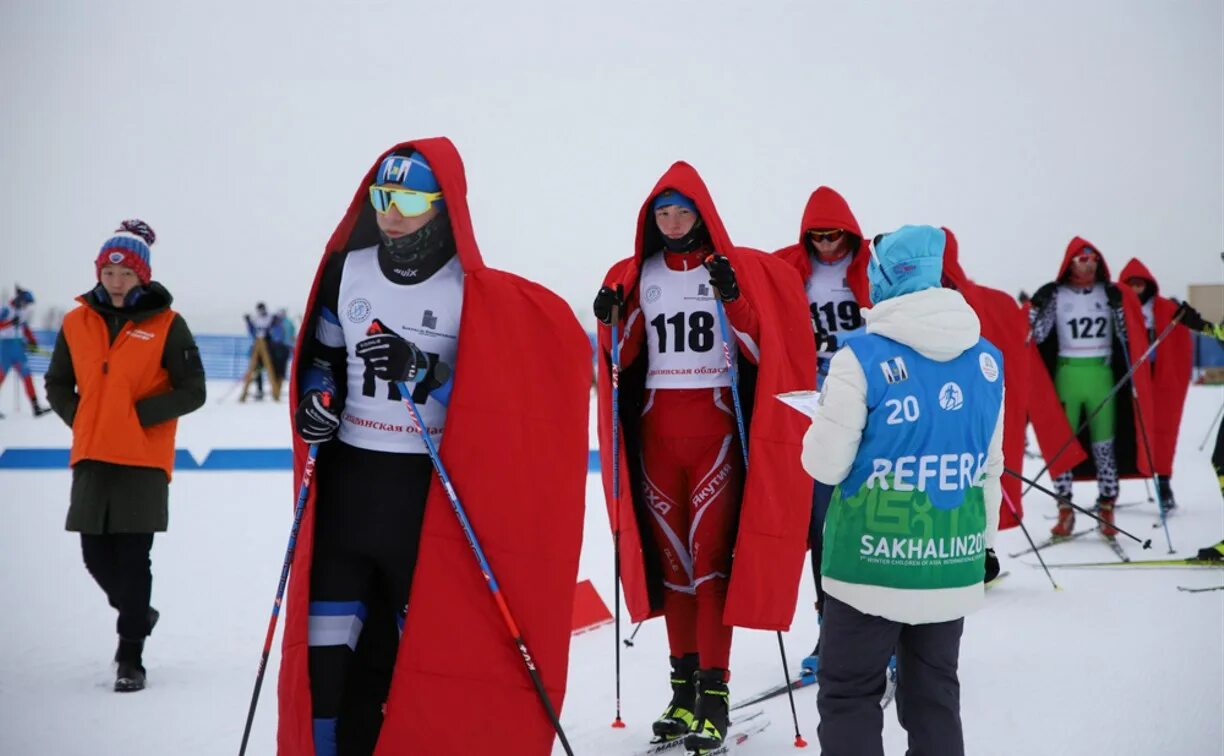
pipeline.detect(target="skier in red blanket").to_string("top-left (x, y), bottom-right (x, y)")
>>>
top-left (1119, 257), bottom-right (1215, 510)
top-left (279, 138), bottom-right (590, 756)
top-left (594, 163), bottom-right (814, 752)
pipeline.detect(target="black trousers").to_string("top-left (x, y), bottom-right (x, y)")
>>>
top-left (80, 533), bottom-right (155, 640)
top-left (308, 441), bottom-right (433, 754)
top-left (808, 481), bottom-right (835, 610)
top-left (817, 595), bottom-right (965, 756)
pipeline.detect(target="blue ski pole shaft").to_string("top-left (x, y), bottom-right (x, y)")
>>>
top-left (239, 441), bottom-right (321, 756)
top-left (394, 382), bottom-right (574, 756)
top-left (714, 297), bottom-right (807, 748)
top-left (610, 302), bottom-right (626, 728)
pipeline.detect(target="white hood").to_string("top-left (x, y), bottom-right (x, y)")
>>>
top-left (863, 287), bottom-right (981, 362)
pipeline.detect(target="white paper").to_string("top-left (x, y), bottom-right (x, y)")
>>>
top-left (775, 390), bottom-right (822, 416)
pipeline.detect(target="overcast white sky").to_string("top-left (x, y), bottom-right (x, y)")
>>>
top-left (2, 0), bottom-right (1221, 332)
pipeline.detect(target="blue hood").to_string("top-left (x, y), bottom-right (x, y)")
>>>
top-left (869, 225), bottom-right (946, 304)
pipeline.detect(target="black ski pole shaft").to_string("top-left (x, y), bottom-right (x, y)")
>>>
top-left (623, 620), bottom-right (644, 648)
top-left (1004, 468), bottom-right (1152, 548)
top-left (1023, 312), bottom-right (1184, 498)
top-left (1001, 488), bottom-right (1059, 590)
top-left (1198, 400), bottom-right (1224, 452)
top-left (776, 632), bottom-right (808, 748)
top-left (1127, 380), bottom-right (1175, 553)
top-left (239, 441), bottom-right (321, 756)
top-left (609, 294), bottom-right (626, 729)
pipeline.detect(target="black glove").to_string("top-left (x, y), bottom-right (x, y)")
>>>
top-left (1174, 301), bottom-right (1210, 333)
top-left (1029, 283), bottom-right (1057, 312)
top-left (984, 548), bottom-right (1001, 584)
top-left (295, 390), bottom-right (339, 444)
top-left (1106, 285), bottom-right (1122, 308)
top-left (593, 286), bottom-right (623, 326)
top-left (355, 319), bottom-right (429, 382)
top-left (703, 254), bottom-right (740, 302)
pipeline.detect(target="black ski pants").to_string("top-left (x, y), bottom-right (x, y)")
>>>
top-left (308, 441), bottom-right (433, 754)
top-left (80, 533), bottom-right (155, 640)
top-left (817, 595), bottom-right (965, 756)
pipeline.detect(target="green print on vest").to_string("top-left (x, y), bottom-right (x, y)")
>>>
top-left (821, 474), bottom-right (987, 590)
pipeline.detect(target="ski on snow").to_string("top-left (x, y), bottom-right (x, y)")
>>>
top-left (1008, 529), bottom-right (1095, 558)
top-left (1102, 536), bottom-right (1131, 563)
top-left (631, 710), bottom-right (769, 755)
top-left (729, 676), bottom-right (814, 711)
top-left (1177, 585), bottom-right (1224, 593)
top-left (1045, 557), bottom-right (1224, 569)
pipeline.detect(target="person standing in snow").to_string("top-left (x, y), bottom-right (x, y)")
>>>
top-left (0, 285), bottom-right (52, 417)
top-left (801, 225), bottom-right (1004, 756)
top-left (279, 140), bottom-right (590, 755)
top-left (1029, 239), bottom-right (1156, 538)
top-left (595, 164), bottom-right (813, 753)
top-left (44, 219), bottom-right (206, 693)
top-left (773, 185), bottom-right (872, 679)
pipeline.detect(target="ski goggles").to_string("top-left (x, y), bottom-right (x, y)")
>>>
top-left (808, 229), bottom-right (845, 243)
top-left (1072, 247), bottom-right (1098, 262)
top-left (368, 185), bottom-right (443, 217)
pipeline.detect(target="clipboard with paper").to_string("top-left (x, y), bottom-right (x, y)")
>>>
top-left (775, 390), bottom-right (822, 417)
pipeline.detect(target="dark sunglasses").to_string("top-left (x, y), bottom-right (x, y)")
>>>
top-left (808, 229), bottom-right (845, 243)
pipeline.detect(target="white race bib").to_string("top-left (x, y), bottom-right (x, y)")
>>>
top-left (1055, 284), bottom-right (1112, 358)
top-left (336, 246), bottom-right (464, 453)
top-left (639, 254), bottom-right (731, 389)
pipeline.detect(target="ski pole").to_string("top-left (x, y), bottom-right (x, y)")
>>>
top-left (1199, 400), bottom-right (1224, 452)
top-left (610, 289), bottom-right (626, 729)
top-left (1126, 376), bottom-right (1175, 553)
top-left (1024, 311), bottom-right (1184, 498)
top-left (239, 437), bottom-right (322, 756)
top-left (713, 294), bottom-right (807, 749)
top-left (1005, 468), bottom-right (1152, 548)
top-left (1000, 488), bottom-right (1059, 590)
top-left (623, 620), bottom-right (644, 648)
top-left (393, 379), bottom-right (574, 756)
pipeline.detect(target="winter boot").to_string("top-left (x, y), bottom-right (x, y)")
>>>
top-left (1156, 476), bottom-right (1177, 514)
top-left (1050, 505), bottom-right (1075, 538)
top-left (1196, 540), bottom-right (1224, 562)
top-left (684, 668), bottom-right (730, 752)
top-left (32, 403), bottom-right (51, 417)
top-left (114, 607), bottom-right (159, 662)
top-left (800, 606), bottom-right (822, 681)
top-left (1097, 497), bottom-right (1118, 539)
top-left (652, 653), bottom-right (698, 741)
top-left (114, 637), bottom-right (146, 692)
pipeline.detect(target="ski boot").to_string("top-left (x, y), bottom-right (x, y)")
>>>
top-left (1050, 504), bottom-right (1075, 539)
top-left (32, 403), bottom-right (51, 417)
top-left (651, 653), bottom-right (698, 742)
top-left (1096, 497), bottom-right (1118, 539)
top-left (114, 637), bottom-right (146, 692)
top-left (1156, 476), bottom-right (1177, 515)
top-left (1196, 540), bottom-right (1224, 562)
top-left (684, 668), bottom-right (730, 753)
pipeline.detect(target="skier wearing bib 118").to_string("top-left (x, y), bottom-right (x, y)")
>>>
top-left (1028, 239), bottom-right (1156, 539)
top-left (595, 163), bottom-right (814, 754)
top-left (800, 224), bottom-right (1005, 756)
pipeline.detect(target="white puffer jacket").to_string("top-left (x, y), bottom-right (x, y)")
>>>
top-left (801, 287), bottom-right (1005, 623)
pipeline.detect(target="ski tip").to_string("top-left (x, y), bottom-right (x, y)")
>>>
top-left (794, 735), bottom-right (809, 747)
top-left (611, 718), bottom-right (626, 729)
top-left (1054, 585), bottom-right (1064, 592)
top-left (1142, 540), bottom-right (1152, 549)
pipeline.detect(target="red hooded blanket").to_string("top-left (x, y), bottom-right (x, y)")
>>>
top-left (1032, 237), bottom-right (1156, 481)
top-left (278, 138), bottom-right (591, 755)
top-left (773, 185), bottom-right (872, 316)
top-left (939, 228), bottom-right (1085, 528)
top-left (1118, 258), bottom-right (1193, 477)
top-left (597, 163), bottom-right (816, 631)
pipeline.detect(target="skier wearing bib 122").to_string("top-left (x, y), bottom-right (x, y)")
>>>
top-left (595, 163), bottom-right (814, 753)
top-left (279, 140), bottom-right (590, 756)
top-left (1028, 238), bottom-right (1155, 538)
top-left (801, 224), bottom-right (1004, 756)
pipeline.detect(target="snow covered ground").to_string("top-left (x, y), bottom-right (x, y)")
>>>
top-left (1, 380), bottom-right (1221, 755)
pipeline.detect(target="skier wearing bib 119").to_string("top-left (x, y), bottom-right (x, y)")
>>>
top-left (594, 163), bottom-right (814, 754)
top-left (800, 224), bottom-right (1004, 756)
top-left (1028, 239), bottom-right (1156, 539)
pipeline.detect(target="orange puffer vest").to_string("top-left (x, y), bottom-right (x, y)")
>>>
top-left (62, 298), bottom-right (179, 479)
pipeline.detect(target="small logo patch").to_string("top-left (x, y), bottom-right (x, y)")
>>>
top-left (697, 283), bottom-right (710, 297)
top-left (979, 352), bottom-right (999, 382)
top-left (108, 251), bottom-right (126, 264)
top-left (421, 310), bottom-right (437, 330)
top-left (346, 298), bottom-right (372, 323)
top-left (644, 285), bottom-right (662, 304)
top-left (880, 356), bottom-right (908, 384)
top-left (939, 382), bottom-right (965, 411)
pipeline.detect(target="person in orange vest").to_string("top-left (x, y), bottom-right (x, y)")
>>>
top-left (44, 219), bottom-right (206, 693)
